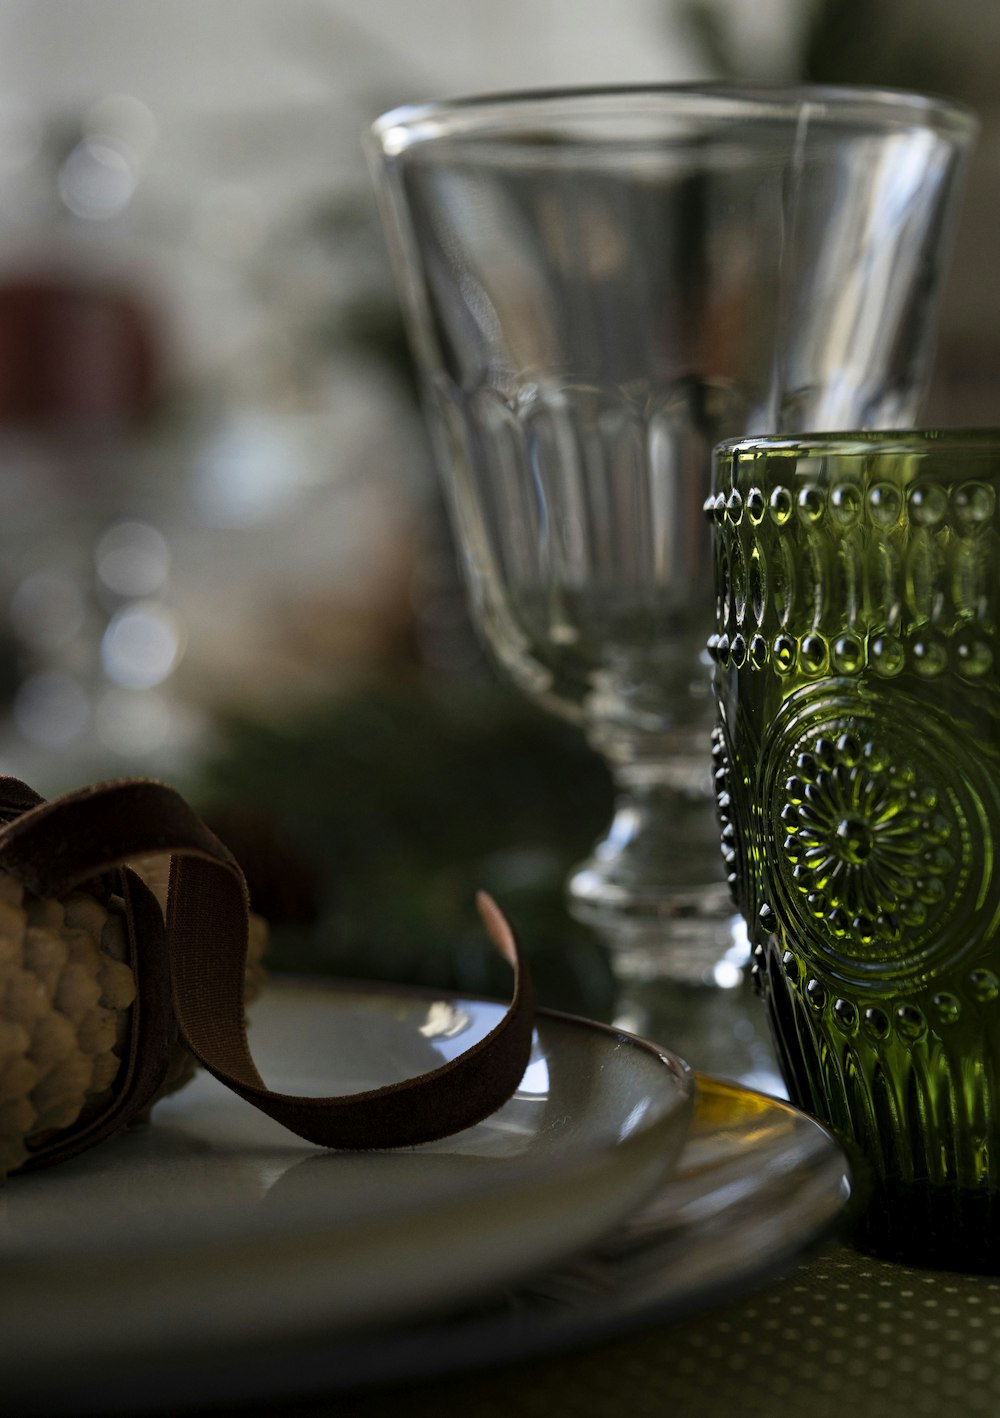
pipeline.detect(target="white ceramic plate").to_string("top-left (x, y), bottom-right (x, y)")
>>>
top-left (0, 979), bottom-right (693, 1398)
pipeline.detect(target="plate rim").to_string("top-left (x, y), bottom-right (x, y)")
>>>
top-left (1, 979), bottom-right (697, 1269)
top-left (0, 978), bottom-right (701, 1399)
top-left (5, 1068), bottom-right (854, 1417)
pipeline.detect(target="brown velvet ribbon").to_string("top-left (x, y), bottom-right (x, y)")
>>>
top-left (0, 776), bottom-right (535, 1172)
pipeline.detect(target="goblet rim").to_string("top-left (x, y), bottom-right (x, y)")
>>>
top-left (370, 82), bottom-right (977, 158)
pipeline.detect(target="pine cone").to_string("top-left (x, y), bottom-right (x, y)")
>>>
top-left (0, 858), bottom-right (268, 1180)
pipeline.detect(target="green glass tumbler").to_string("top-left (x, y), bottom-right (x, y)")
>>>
top-left (711, 429), bottom-right (1000, 1267)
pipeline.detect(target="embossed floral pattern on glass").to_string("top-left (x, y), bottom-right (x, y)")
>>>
top-left (712, 431), bottom-right (1000, 1266)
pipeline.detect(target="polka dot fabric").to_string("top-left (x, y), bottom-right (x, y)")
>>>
top-left (649, 1250), bottom-right (1000, 1418)
top-left (210, 1244), bottom-right (1000, 1418)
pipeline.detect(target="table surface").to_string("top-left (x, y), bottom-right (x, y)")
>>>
top-left (166, 1241), bottom-right (1000, 1418)
top-left (18, 976), bottom-right (1000, 1418)
top-left (165, 979), bottom-right (1000, 1418)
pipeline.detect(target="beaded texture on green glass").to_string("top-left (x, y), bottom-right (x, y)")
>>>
top-left (711, 435), bottom-right (1000, 1264)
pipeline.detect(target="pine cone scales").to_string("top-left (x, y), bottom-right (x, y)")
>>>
top-left (0, 873), bottom-right (136, 1178)
top-left (0, 849), bottom-right (269, 1180)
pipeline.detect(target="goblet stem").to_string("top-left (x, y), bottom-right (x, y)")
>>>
top-left (568, 749), bottom-right (746, 987)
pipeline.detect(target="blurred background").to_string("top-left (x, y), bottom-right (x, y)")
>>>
top-left (0, 0), bottom-right (995, 1029)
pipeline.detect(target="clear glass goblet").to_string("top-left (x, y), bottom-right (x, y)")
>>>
top-left (368, 85), bottom-right (975, 986)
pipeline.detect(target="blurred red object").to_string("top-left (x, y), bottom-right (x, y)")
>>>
top-left (0, 275), bottom-right (160, 426)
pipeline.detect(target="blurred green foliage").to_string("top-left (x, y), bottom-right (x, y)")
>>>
top-left (193, 674), bottom-right (618, 1021)
top-left (676, 0), bottom-right (968, 96)
top-left (802, 1), bottom-right (965, 93)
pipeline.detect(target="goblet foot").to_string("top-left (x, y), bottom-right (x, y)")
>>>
top-left (570, 875), bottom-right (744, 985)
top-left (566, 780), bottom-right (747, 988)
top-left (611, 964), bottom-right (782, 1091)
